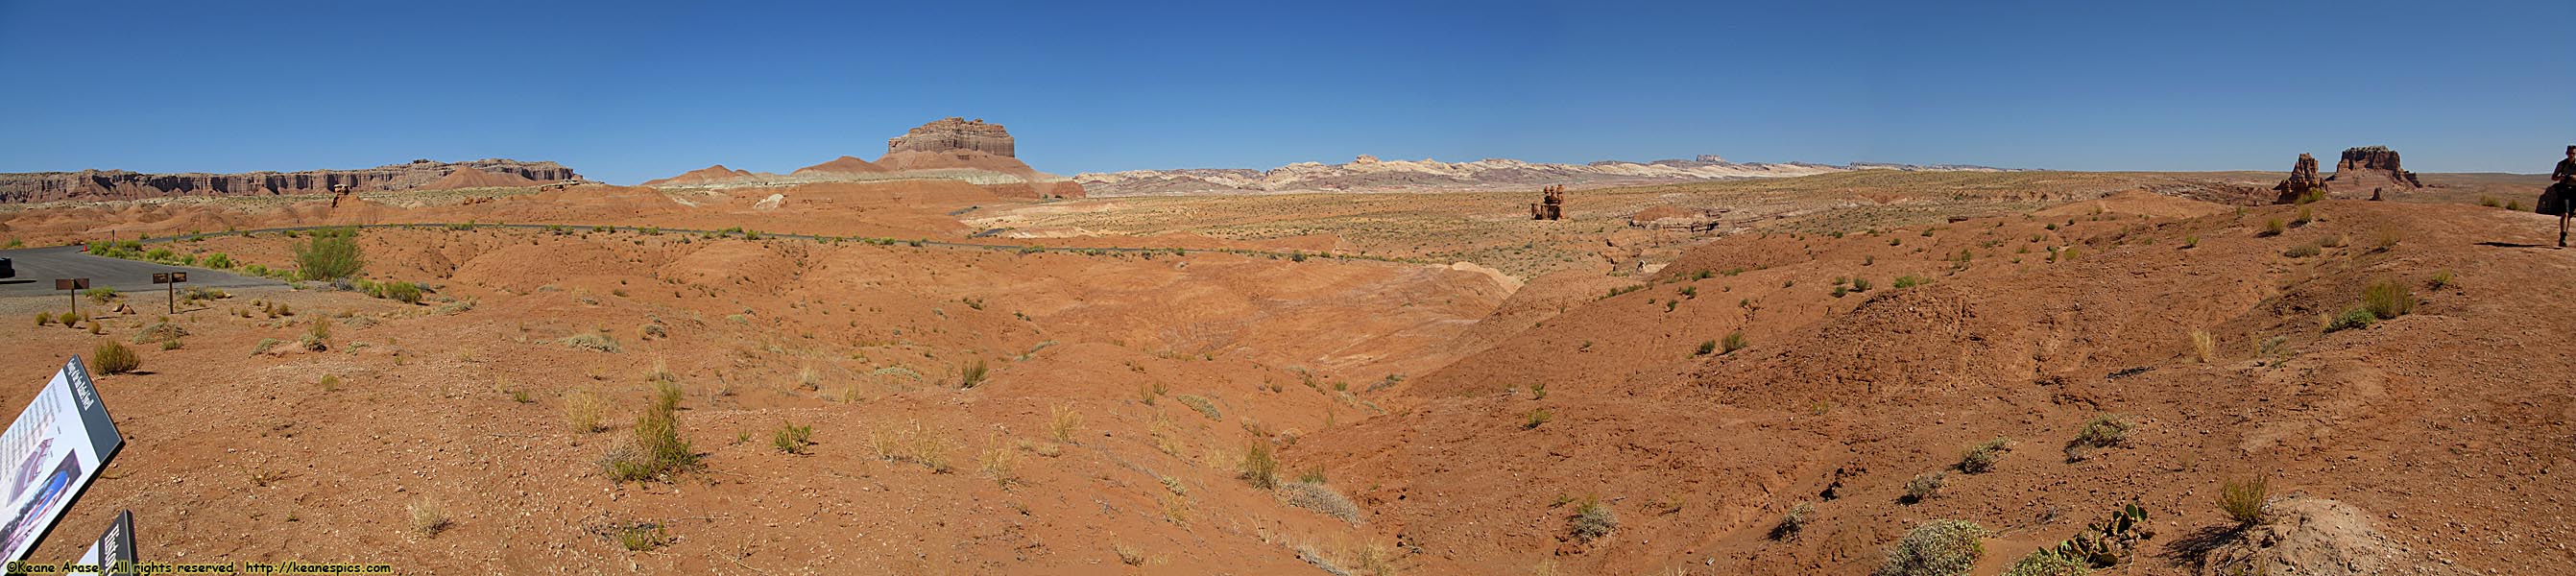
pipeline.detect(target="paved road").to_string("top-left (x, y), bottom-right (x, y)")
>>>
top-left (0, 246), bottom-right (283, 298)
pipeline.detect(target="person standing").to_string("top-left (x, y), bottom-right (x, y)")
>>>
top-left (2554, 146), bottom-right (2576, 247)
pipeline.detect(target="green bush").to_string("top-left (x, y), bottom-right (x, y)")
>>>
top-left (2003, 549), bottom-right (2091, 576)
top-left (2361, 278), bottom-right (2413, 320)
top-left (1958, 438), bottom-right (2010, 473)
top-left (2258, 219), bottom-right (2284, 237)
top-left (2323, 308), bottom-right (2374, 333)
top-left (2064, 414), bottom-right (2133, 462)
top-left (1772, 501), bottom-right (1816, 540)
top-left (201, 252), bottom-right (233, 269)
top-left (1721, 331), bottom-right (1748, 354)
top-left (772, 422), bottom-right (814, 455)
top-left (1569, 494), bottom-right (1619, 542)
top-left (1904, 470), bottom-right (1946, 503)
top-left (1874, 519), bottom-right (1987, 576)
top-left (1239, 441), bottom-right (1279, 490)
top-left (604, 380), bottom-right (698, 483)
top-left (1176, 395), bottom-right (1221, 420)
top-left (1893, 276), bottom-right (1927, 289)
top-left (292, 229), bottom-right (364, 280)
top-left (91, 341), bottom-right (139, 374)
top-left (1696, 340), bottom-right (1718, 356)
top-left (2220, 477), bottom-right (2268, 527)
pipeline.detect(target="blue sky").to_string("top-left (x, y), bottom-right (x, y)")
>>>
top-left (3, 1), bottom-right (2570, 184)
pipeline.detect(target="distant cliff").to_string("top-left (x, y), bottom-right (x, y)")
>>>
top-left (1074, 156), bottom-right (2014, 197)
top-left (0, 158), bottom-right (581, 204)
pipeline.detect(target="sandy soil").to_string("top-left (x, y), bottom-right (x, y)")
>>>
top-left (0, 172), bottom-right (2566, 575)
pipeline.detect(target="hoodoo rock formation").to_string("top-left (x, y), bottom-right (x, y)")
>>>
top-left (2274, 153), bottom-right (2328, 203)
top-left (0, 158), bottom-right (578, 204)
top-left (2325, 145), bottom-right (2421, 197)
top-left (886, 117), bottom-right (1016, 157)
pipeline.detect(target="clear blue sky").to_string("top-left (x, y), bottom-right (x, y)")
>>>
top-left (3, 1), bottom-right (2570, 184)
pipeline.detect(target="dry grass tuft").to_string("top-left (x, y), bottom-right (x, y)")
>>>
top-left (407, 497), bottom-right (451, 536)
top-left (2190, 330), bottom-right (2217, 364)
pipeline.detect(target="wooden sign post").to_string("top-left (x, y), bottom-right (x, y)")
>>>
top-left (152, 273), bottom-right (185, 314)
top-left (56, 278), bottom-right (90, 316)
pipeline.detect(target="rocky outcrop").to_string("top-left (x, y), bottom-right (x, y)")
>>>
top-left (1627, 205), bottom-right (1732, 231)
top-left (887, 117), bottom-right (1016, 157)
top-left (638, 165), bottom-right (756, 187)
top-left (2325, 146), bottom-right (2421, 196)
top-left (2274, 153), bottom-right (2328, 203)
top-left (2200, 498), bottom-right (2468, 576)
top-left (639, 118), bottom-right (1083, 200)
top-left (0, 158), bottom-right (578, 204)
top-left (1076, 156), bottom-right (2014, 197)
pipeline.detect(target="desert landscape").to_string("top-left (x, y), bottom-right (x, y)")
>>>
top-left (2, 114), bottom-right (2572, 576)
top-left (5, 3), bottom-right (2573, 574)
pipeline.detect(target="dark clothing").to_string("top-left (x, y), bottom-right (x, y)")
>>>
top-left (2542, 158), bottom-right (2576, 216)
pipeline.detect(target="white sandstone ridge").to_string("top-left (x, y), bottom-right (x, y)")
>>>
top-left (1074, 154), bottom-right (2012, 197)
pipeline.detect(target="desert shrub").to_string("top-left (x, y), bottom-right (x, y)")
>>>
top-left (301, 319), bottom-right (330, 351)
top-left (1873, 519), bottom-right (1987, 576)
top-left (1240, 441), bottom-right (1279, 489)
top-left (1177, 395), bottom-right (1221, 420)
top-left (2258, 219), bottom-right (2284, 237)
top-left (2322, 308), bottom-right (2373, 332)
top-left (2427, 270), bottom-right (2455, 289)
top-left (292, 229), bottom-right (364, 280)
top-left (1283, 481), bottom-right (1363, 523)
top-left (2479, 196), bottom-right (2501, 207)
top-left (562, 389), bottom-right (606, 433)
top-left (405, 498), bottom-right (451, 537)
top-left (2189, 329), bottom-right (2219, 363)
top-left (606, 522), bottom-right (670, 551)
top-left (1569, 495), bottom-right (1618, 541)
top-left (1524, 408), bottom-right (1553, 429)
top-left (2282, 243), bottom-right (2320, 257)
top-left (84, 287), bottom-right (118, 303)
top-left (200, 252), bottom-right (233, 269)
top-left (1048, 404), bottom-right (1081, 443)
top-left (131, 321), bottom-right (188, 346)
top-left (2064, 414), bottom-right (2133, 462)
top-left (559, 331), bottom-right (621, 352)
top-left (362, 280), bottom-right (423, 304)
top-left (957, 358), bottom-right (988, 388)
top-left (252, 338), bottom-right (282, 355)
top-left (91, 341), bottom-right (139, 374)
top-left (871, 423), bottom-right (952, 472)
top-left (2361, 278), bottom-right (2413, 320)
top-left (33, 313), bottom-right (49, 326)
top-left (1772, 501), bottom-right (1816, 540)
top-left (2220, 476), bottom-right (2269, 527)
top-left (2181, 234), bottom-right (2198, 249)
top-left (1893, 276), bottom-right (1926, 289)
top-left (1903, 470), bottom-right (1947, 503)
top-left (1851, 277), bottom-right (1873, 291)
top-left (1722, 331), bottom-right (1748, 354)
top-left (1695, 340), bottom-right (1718, 356)
top-left (978, 436), bottom-right (1020, 486)
top-left (2003, 549), bottom-right (2091, 576)
top-left (1957, 438), bottom-right (2010, 473)
top-left (772, 421), bottom-right (814, 454)
top-left (316, 374), bottom-right (342, 392)
top-left (602, 380), bottom-right (697, 483)
top-left (2508, 200), bottom-right (2524, 211)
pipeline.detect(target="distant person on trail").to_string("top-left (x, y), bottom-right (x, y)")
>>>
top-left (2551, 145), bottom-right (2576, 247)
